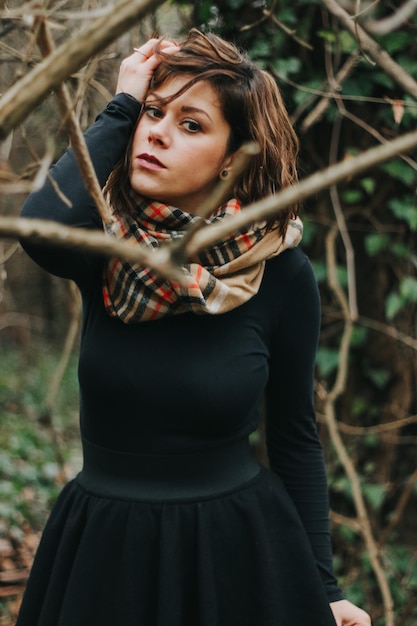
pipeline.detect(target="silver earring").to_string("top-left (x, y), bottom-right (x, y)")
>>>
top-left (220, 170), bottom-right (229, 179)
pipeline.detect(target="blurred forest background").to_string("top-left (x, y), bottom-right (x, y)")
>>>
top-left (0, 1), bottom-right (416, 625)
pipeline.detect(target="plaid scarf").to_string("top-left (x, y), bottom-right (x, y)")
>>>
top-left (102, 199), bottom-right (303, 323)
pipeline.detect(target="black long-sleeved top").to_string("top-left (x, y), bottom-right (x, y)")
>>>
top-left (21, 93), bottom-right (342, 602)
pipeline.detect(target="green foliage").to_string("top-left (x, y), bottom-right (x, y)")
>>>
top-left (316, 346), bottom-right (339, 377)
top-left (342, 188), bottom-right (363, 204)
top-left (386, 275), bottom-right (417, 319)
top-left (0, 344), bottom-right (80, 532)
top-left (389, 196), bottom-right (417, 231)
top-left (6, 1), bottom-right (416, 621)
top-left (362, 482), bottom-right (386, 510)
top-left (0, 418), bottom-right (61, 530)
top-left (364, 233), bottom-right (390, 256)
top-left (381, 160), bottom-right (416, 187)
top-left (350, 326), bottom-right (368, 347)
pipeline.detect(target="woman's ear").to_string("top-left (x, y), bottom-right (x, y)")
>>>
top-left (218, 151), bottom-right (237, 180)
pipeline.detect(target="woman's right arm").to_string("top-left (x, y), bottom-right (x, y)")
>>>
top-left (21, 37), bottom-right (180, 281)
top-left (21, 93), bottom-right (142, 280)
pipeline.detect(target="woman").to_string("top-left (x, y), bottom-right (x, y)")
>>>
top-left (17, 29), bottom-right (370, 626)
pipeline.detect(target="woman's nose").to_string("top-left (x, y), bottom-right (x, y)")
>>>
top-left (148, 118), bottom-right (171, 147)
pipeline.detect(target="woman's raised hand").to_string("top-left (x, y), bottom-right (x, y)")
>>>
top-left (116, 38), bottom-right (180, 103)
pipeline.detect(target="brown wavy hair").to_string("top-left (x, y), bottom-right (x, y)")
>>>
top-left (105, 29), bottom-right (299, 235)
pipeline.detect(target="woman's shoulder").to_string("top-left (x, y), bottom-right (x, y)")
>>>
top-left (263, 247), bottom-right (315, 288)
top-left (254, 247), bottom-right (319, 319)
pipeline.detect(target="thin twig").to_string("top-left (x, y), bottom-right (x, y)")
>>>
top-left (0, 147), bottom-right (53, 194)
top-left (358, 315), bottom-right (417, 351)
top-left (186, 125), bottom-right (417, 258)
top-left (330, 510), bottom-right (362, 532)
top-left (380, 467), bottom-right (417, 544)
top-left (0, 242), bottom-right (19, 264)
top-left (42, 284), bottom-right (81, 483)
top-left (364, 0), bottom-right (417, 35)
top-left (0, 216), bottom-right (188, 283)
top-left (323, 225), bottom-right (395, 626)
top-left (300, 52), bottom-right (360, 132)
top-left (328, 413), bottom-right (417, 435)
top-left (0, 0), bottom-right (166, 139)
top-left (337, 104), bottom-right (417, 172)
top-left (35, 14), bottom-right (113, 224)
top-left (3, 125), bottom-right (417, 275)
top-left (171, 142), bottom-right (259, 256)
top-left (320, 0), bottom-right (417, 101)
top-left (328, 114), bottom-right (358, 320)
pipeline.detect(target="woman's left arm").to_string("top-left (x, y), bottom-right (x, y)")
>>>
top-left (264, 253), bottom-right (371, 624)
top-left (265, 255), bottom-right (341, 600)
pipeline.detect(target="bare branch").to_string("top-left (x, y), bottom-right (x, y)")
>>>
top-left (0, 217), bottom-right (188, 284)
top-left (35, 15), bottom-right (113, 224)
top-left (329, 116), bottom-right (358, 321)
top-left (0, 0), bottom-right (166, 139)
top-left (364, 0), bottom-right (417, 35)
top-left (380, 467), bottom-right (417, 544)
top-left (320, 0), bottom-right (417, 101)
top-left (172, 143), bottom-right (259, 254)
top-left (323, 225), bottom-right (395, 626)
top-left (42, 282), bottom-right (81, 483)
top-left (358, 315), bottom-right (417, 351)
top-left (300, 52), bottom-right (360, 132)
top-left (337, 104), bottom-right (417, 172)
top-left (186, 126), bottom-right (417, 257)
top-left (0, 146), bottom-right (53, 193)
top-left (331, 413), bottom-right (417, 435)
top-left (2, 126), bottom-right (417, 278)
top-left (330, 510), bottom-right (362, 532)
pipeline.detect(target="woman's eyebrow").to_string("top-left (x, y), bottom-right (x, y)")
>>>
top-left (144, 95), bottom-right (213, 123)
top-left (181, 105), bottom-right (212, 122)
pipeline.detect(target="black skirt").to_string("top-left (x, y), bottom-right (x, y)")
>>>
top-left (16, 438), bottom-right (336, 626)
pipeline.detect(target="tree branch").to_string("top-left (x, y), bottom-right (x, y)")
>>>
top-left (363, 0), bottom-right (417, 36)
top-left (329, 114), bottom-right (358, 320)
top-left (35, 14), bottom-right (113, 224)
top-left (2, 126), bottom-right (417, 280)
top-left (323, 225), bottom-right (395, 626)
top-left (0, 0), bottom-right (166, 139)
top-left (186, 126), bottom-right (417, 257)
top-left (320, 0), bottom-right (417, 101)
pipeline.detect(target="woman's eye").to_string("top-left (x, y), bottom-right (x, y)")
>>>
top-left (144, 106), bottom-right (162, 119)
top-left (183, 120), bottom-right (201, 133)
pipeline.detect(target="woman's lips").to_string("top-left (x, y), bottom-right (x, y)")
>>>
top-left (137, 153), bottom-right (166, 170)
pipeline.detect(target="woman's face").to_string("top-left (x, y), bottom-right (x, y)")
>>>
top-left (130, 77), bottom-right (234, 213)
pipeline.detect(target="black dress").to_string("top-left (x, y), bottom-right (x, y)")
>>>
top-left (16, 94), bottom-right (342, 626)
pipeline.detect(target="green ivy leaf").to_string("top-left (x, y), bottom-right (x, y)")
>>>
top-left (311, 261), bottom-right (327, 283)
top-left (366, 367), bottom-right (390, 389)
top-left (382, 160), bottom-right (417, 187)
top-left (317, 29), bottom-right (336, 43)
top-left (399, 276), bottom-right (417, 301)
top-left (338, 31), bottom-right (357, 54)
top-left (360, 177), bottom-right (376, 194)
top-left (272, 56), bottom-right (301, 78)
top-left (316, 347), bottom-right (339, 377)
top-left (298, 217), bottom-right (317, 246)
top-left (342, 189), bottom-right (363, 204)
top-left (362, 483), bottom-right (386, 510)
top-left (364, 233), bottom-right (390, 256)
top-left (389, 197), bottom-right (417, 230)
top-left (391, 242), bottom-right (411, 258)
top-left (383, 31), bottom-right (414, 54)
top-left (385, 291), bottom-right (404, 319)
top-left (350, 326), bottom-right (368, 347)
top-left (292, 79), bottom-right (322, 106)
